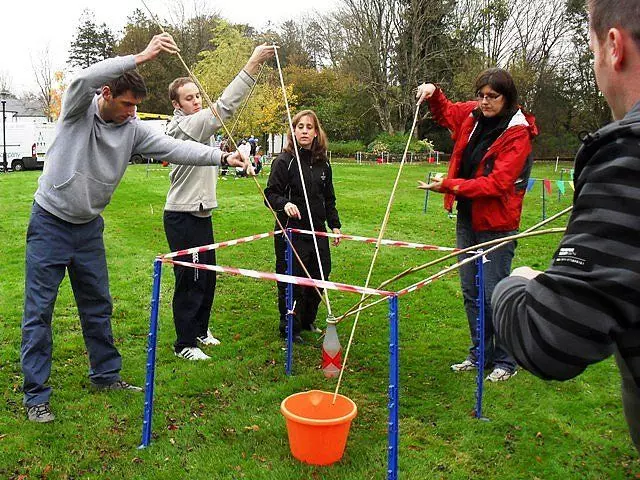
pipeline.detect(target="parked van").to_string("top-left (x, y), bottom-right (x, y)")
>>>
top-left (129, 113), bottom-right (169, 164)
top-left (0, 123), bottom-right (57, 171)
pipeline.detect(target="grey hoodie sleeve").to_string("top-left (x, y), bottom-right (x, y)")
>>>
top-left (133, 122), bottom-right (222, 166)
top-left (61, 56), bottom-right (137, 120)
top-left (166, 70), bottom-right (254, 142)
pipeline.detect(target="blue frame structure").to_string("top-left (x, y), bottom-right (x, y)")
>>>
top-left (139, 258), bottom-right (163, 449)
top-left (474, 251), bottom-right (488, 421)
top-left (387, 295), bottom-right (400, 480)
top-left (285, 229), bottom-right (294, 375)
top-left (138, 235), bottom-right (491, 477)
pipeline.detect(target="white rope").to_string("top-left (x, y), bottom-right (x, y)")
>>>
top-left (333, 103), bottom-right (422, 402)
top-left (273, 44), bottom-right (332, 316)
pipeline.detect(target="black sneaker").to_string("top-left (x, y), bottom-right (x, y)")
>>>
top-left (304, 323), bottom-right (322, 334)
top-left (90, 380), bottom-right (143, 392)
top-left (26, 402), bottom-right (55, 423)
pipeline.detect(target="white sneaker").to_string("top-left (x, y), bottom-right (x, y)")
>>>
top-left (197, 330), bottom-right (221, 346)
top-left (486, 367), bottom-right (517, 382)
top-left (175, 347), bottom-right (211, 361)
top-left (450, 359), bottom-right (476, 372)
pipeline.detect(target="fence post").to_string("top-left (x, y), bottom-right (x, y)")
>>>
top-left (474, 252), bottom-right (489, 421)
top-left (422, 172), bottom-right (433, 214)
top-left (285, 229), bottom-right (294, 375)
top-left (139, 258), bottom-right (163, 448)
top-left (387, 295), bottom-right (399, 480)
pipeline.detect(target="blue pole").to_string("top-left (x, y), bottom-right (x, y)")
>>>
top-left (474, 251), bottom-right (489, 421)
top-left (422, 172), bottom-right (433, 214)
top-left (285, 229), bottom-right (294, 376)
top-left (387, 295), bottom-right (399, 480)
top-left (139, 258), bottom-right (163, 448)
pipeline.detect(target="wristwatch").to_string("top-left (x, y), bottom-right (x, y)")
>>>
top-left (221, 152), bottom-right (231, 166)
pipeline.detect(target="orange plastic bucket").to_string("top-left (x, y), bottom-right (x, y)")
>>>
top-left (281, 390), bottom-right (358, 465)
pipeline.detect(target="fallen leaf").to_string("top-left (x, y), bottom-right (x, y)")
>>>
top-left (244, 424), bottom-right (260, 432)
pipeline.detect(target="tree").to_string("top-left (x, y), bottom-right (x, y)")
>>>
top-left (283, 65), bottom-right (378, 141)
top-left (0, 71), bottom-right (13, 96)
top-left (194, 20), bottom-right (296, 142)
top-left (115, 8), bottom-right (221, 114)
top-left (49, 71), bottom-right (67, 121)
top-left (31, 46), bottom-right (54, 121)
top-left (67, 9), bottom-right (116, 69)
top-left (336, 0), bottom-right (403, 134)
top-left (563, 0), bottom-right (610, 131)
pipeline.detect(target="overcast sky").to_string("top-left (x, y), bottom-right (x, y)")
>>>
top-left (1, 0), bottom-right (338, 94)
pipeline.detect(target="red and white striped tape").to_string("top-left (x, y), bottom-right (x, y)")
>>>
top-left (163, 259), bottom-right (394, 297)
top-left (288, 229), bottom-right (457, 252)
top-left (162, 231), bottom-right (282, 259)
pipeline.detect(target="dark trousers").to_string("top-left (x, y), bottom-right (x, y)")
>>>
top-left (21, 202), bottom-right (120, 406)
top-left (163, 211), bottom-right (216, 352)
top-left (456, 215), bottom-right (517, 372)
top-left (275, 231), bottom-right (331, 335)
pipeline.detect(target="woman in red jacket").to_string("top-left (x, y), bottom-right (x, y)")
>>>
top-left (416, 68), bottom-right (538, 382)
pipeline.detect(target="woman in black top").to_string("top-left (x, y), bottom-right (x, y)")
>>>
top-left (264, 110), bottom-right (341, 342)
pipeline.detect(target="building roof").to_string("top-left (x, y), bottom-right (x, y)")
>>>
top-left (0, 93), bottom-right (47, 118)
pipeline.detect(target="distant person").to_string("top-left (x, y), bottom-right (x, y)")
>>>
top-left (416, 68), bottom-right (538, 382)
top-left (253, 146), bottom-right (263, 175)
top-left (264, 110), bottom-right (341, 343)
top-left (492, 0), bottom-right (640, 453)
top-left (20, 33), bottom-right (249, 423)
top-left (236, 140), bottom-right (252, 178)
top-left (164, 45), bottom-right (274, 361)
top-left (249, 135), bottom-right (258, 156)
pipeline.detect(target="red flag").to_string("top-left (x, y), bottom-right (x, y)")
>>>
top-left (543, 179), bottom-right (552, 195)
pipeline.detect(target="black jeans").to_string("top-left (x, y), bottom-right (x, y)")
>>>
top-left (274, 231), bottom-right (331, 335)
top-left (163, 211), bottom-right (216, 352)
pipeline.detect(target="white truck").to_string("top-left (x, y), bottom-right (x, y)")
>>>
top-left (0, 123), bottom-right (57, 171)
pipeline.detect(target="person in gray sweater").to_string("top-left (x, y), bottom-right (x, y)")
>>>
top-left (163, 45), bottom-right (274, 361)
top-left (21, 33), bottom-right (249, 423)
top-left (491, 0), bottom-right (640, 454)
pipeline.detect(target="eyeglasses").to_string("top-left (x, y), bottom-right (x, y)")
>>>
top-left (476, 92), bottom-right (502, 102)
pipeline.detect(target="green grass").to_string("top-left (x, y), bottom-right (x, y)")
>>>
top-left (0, 162), bottom-right (638, 479)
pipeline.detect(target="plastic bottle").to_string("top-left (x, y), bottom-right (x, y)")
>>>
top-left (322, 317), bottom-right (342, 378)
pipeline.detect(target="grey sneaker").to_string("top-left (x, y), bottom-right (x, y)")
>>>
top-left (91, 380), bottom-right (143, 392)
top-left (304, 323), bottom-right (323, 334)
top-left (26, 402), bottom-right (55, 423)
top-left (486, 368), bottom-right (517, 382)
top-left (450, 359), bottom-right (476, 372)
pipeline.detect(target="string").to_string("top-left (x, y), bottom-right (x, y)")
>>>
top-left (333, 103), bottom-right (421, 402)
top-left (139, 0), bottom-right (327, 306)
top-left (273, 43), bottom-right (333, 316)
